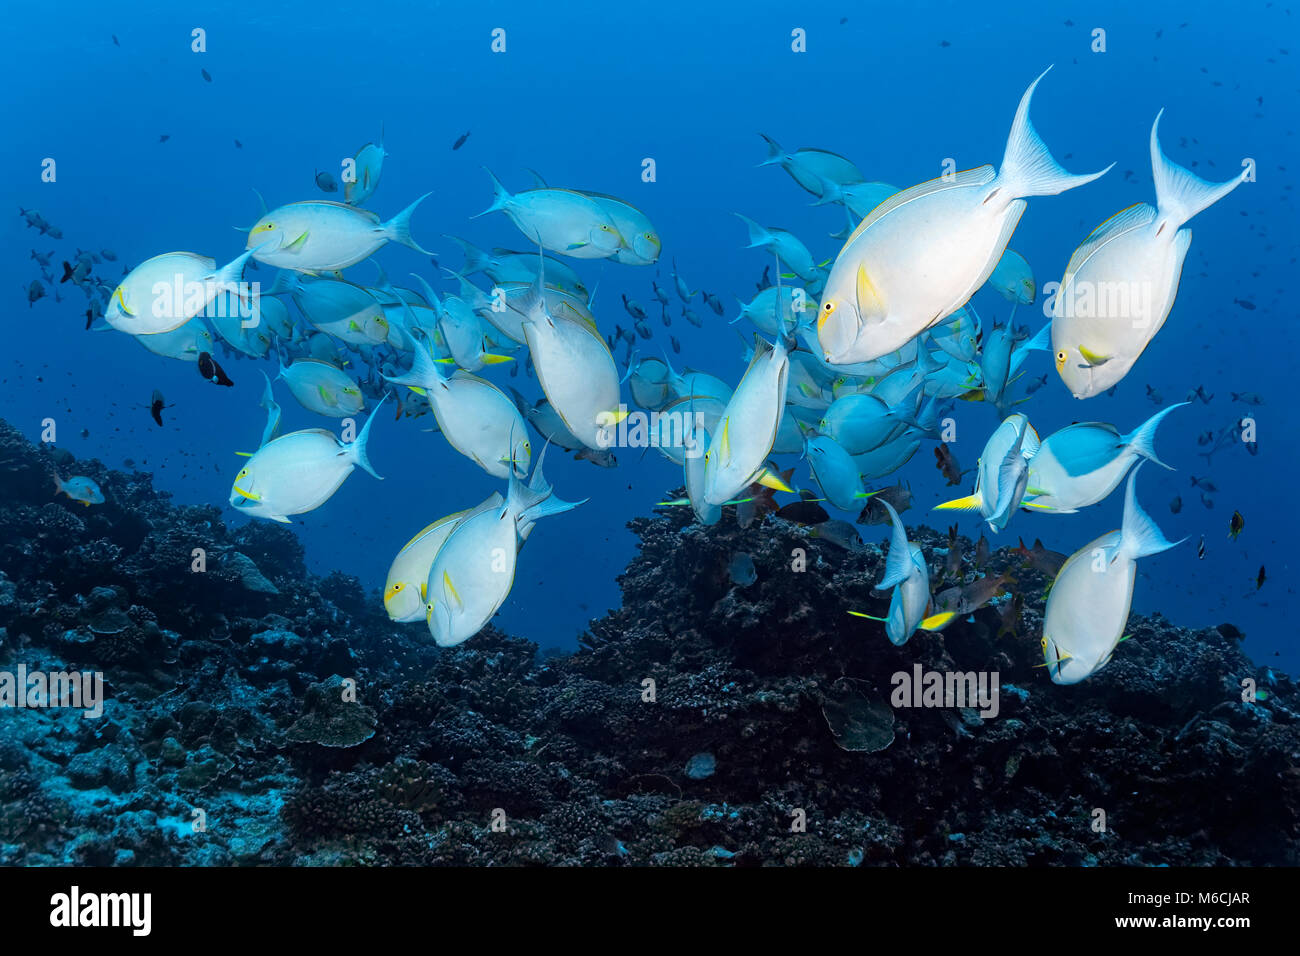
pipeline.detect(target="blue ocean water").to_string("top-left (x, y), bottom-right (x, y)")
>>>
top-left (3, 0), bottom-right (1294, 671)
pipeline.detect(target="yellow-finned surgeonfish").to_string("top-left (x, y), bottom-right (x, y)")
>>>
top-left (228, 395), bottom-right (386, 523)
top-left (818, 67), bottom-right (1111, 366)
top-left (935, 413), bottom-right (1041, 532)
top-left (107, 250), bottom-right (256, 336)
top-left (1024, 403), bottom-right (1186, 514)
top-left (344, 127), bottom-right (387, 207)
top-left (424, 449), bottom-right (585, 647)
top-left (1051, 111), bottom-right (1247, 399)
top-left (277, 357), bottom-right (365, 418)
top-left (475, 170), bottom-right (625, 260)
top-left (246, 195), bottom-right (431, 272)
top-left (849, 499), bottom-right (950, 645)
top-left (384, 333), bottom-right (530, 479)
top-left (703, 334), bottom-right (791, 507)
top-left (1040, 464), bottom-right (1182, 684)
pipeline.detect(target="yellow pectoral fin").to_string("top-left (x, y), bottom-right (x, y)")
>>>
top-left (114, 286), bottom-right (135, 316)
top-left (480, 353), bottom-right (514, 365)
top-left (920, 611), bottom-right (957, 632)
top-left (284, 231), bottom-right (310, 252)
top-left (756, 468), bottom-right (794, 493)
top-left (933, 494), bottom-right (983, 513)
top-left (1021, 500), bottom-right (1057, 511)
top-left (1077, 345), bottom-right (1111, 366)
top-left (233, 484), bottom-right (261, 502)
top-left (607, 407), bottom-right (631, 425)
top-left (856, 263), bottom-right (886, 318)
top-left (442, 570), bottom-right (463, 611)
top-left (318, 385), bottom-right (339, 407)
top-left (718, 419), bottom-right (731, 460)
top-left (406, 385), bottom-right (427, 396)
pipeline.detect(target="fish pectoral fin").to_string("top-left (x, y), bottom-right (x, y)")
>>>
top-left (656, 498), bottom-right (691, 506)
top-left (566, 241), bottom-right (589, 251)
top-left (755, 468), bottom-right (793, 493)
top-left (1020, 500), bottom-right (1057, 511)
top-left (317, 385), bottom-right (339, 407)
top-left (480, 353), bottom-right (514, 365)
top-left (284, 231), bottom-right (310, 252)
top-left (856, 263), bottom-right (886, 319)
top-left (1077, 345), bottom-right (1111, 366)
top-left (114, 286), bottom-right (135, 316)
top-left (232, 484), bottom-right (262, 502)
top-left (442, 570), bottom-right (464, 611)
top-left (1025, 487), bottom-right (1050, 497)
top-left (933, 494), bottom-right (982, 513)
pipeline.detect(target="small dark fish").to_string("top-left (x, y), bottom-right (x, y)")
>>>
top-left (660, 306), bottom-right (671, 327)
top-left (703, 291), bottom-right (724, 316)
top-left (1145, 384), bottom-right (1163, 404)
top-left (1196, 430), bottom-right (1214, 446)
top-left (634, 320), bottom-right (651, 340)
top-left (429, 254), bottom-right (439, 271)
top-left (1013, 537), bottom-right (1066, 578)
top-left (1256, 565), bottom-right (1266, 590)
top-left (452, 130), bottom-right (471, 150)
top-left (933, 442), bottom-right (962, 486)
top-left (974, 533), bottom-right (990, 569)
top-left (1169, 495), bottom-right (1182, 514)
top-left (933, 572), bottom-right (1015, 618)
top-left (112, 34), bottom-right (119, 46)
top-left (857, 482), bottom-right (912, 524)
top-left (150, 389), bottom-right (169, 426)
top-left (943, 525), bottom-right (962, 580)
top-left (84, 308), bottom-right (94, 330)
top-left (622, 293), bottom-right (646, 320)
top-left (809, 519), bottom-right (864, 552)
top-left (234, 139), bottom-right (243, 149)
top-left (100, 249), bottom-right (117, 262)
top-left (1197, 535), bottom-right (1206, 560)
top-left (670, 336), bottom-right (681, 354)
top-left (197, 352), bottom-right (234, 387)
top-left (27, 280), bottom-right (45, 306)
top-left (1230, 391), bottom-right (1263, 406)
top-left (159, 134), bottom-right (170, 143)
top-left (1233, 298), bottom-right (1256, 311)
top-left (1106, 385), bottom-right (1118, 397)
top-left (1201, 492), bottom-right (1214, 510)
top-left (839, 16), bottom-right (847, 24)
top-left (1186, 384), bottom-right (1214, 404)
top-left (1025, 373), bottom-right (1048, 396)
top-left (1228, 510), bottom-right (1244, 540)
top-left (201, 68), bottom-right (212, 82)
top-left (1190, 475), bottom-right (1218, 493)
top-left (315, 170), bottom-right (339, 193)
top-left (777, 498), bottom-right (830, 526)
top-left (683, 308), bottom-right (703, 328)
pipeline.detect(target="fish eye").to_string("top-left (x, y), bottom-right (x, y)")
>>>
top-left (823, 301), bottom-right (835, 313)
top-left (1040, 637), bottom-right (1048, 649)
top-left (237, 469), bottom-right (247, 478)
top-left (393, 583), bottom-right (403, 591)
top-left (1055, 350), bottom-right (1066, 363)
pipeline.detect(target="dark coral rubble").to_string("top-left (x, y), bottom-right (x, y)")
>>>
top-left (0, 417), bottom-right (1296, 866)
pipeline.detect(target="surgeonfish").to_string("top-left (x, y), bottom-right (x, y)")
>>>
top-left (277, 357), bottom-right (366, 418)
top-left (935, 413), bottom-right (1041, 532)
top-left (986, 248), bottom-right (1035, 304)
top-left (817, 67), bottom-right (1110, 365)
top-left (703, 334), bottom-right (792, 506)
top-left (1040, 465), bottom-right (1182, 684)
top-left (1024, 403), bottom-right (1185, 514)
top-left (849, 499), bottom-right (948, 644)
top-left (229, 396), bottom-right (386, 523)
top-left (476, 170), bottom-right (624, 259)
top-left (424, 451), bottom-right (585, 647)
top-left (344, 127), bottom-right (388, 206)
top-left (1051, 111), bottom-right (1247, 398)
top-left (384, 337), bottom-right (531, 479)
top-left (107, 250), bottom-right (255, 335)
top-left (247, 195), bottom-right (432, 272)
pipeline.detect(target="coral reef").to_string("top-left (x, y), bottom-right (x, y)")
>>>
top-left (0, 418), bottom-right (1296, 866)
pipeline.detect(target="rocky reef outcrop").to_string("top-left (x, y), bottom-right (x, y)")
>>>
top-left (0, 418), bottom-right (1295, 866)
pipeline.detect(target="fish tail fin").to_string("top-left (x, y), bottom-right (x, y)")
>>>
top-left (933, 493), bottom-right (983, 513)
top-left (444, 235), bottom-right (490, 274)
top-left (919, 611), bottom-right (956, 632)
top-left (1124, 401), bottom-right (1188, 470)
top-left (474, 168), bottom-right (512, 219)
top-left (1119, 463), bottom-right (1183, 560)
top-left (734, 213), bottom-right (769, 250)
top-left (998, 66), bottom-right (1113, 199)
top-left (384, 192), bottom-right (433, 254)
top-left (265, 269), bottom-right (298, 297)
top-left (383, 337), bottom-right (444, 390)
top-left (51, 474), bottom-right (64, 498)
top-left (212, 249), bottom-right (256, 297)
top-left (756, 133), bottom-right (785, 167)
top-left (1149, 109), bottom-right (1246, 232)
top-left (349, 394), bottom-right (388, 479)
top-left (60, 261), bottom-right (73, 283)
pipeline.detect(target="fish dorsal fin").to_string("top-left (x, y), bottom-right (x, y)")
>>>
top-left (848, 166), bottom-right (996, 249)
top-left (1061, 203), bottom-right (1157, 289)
